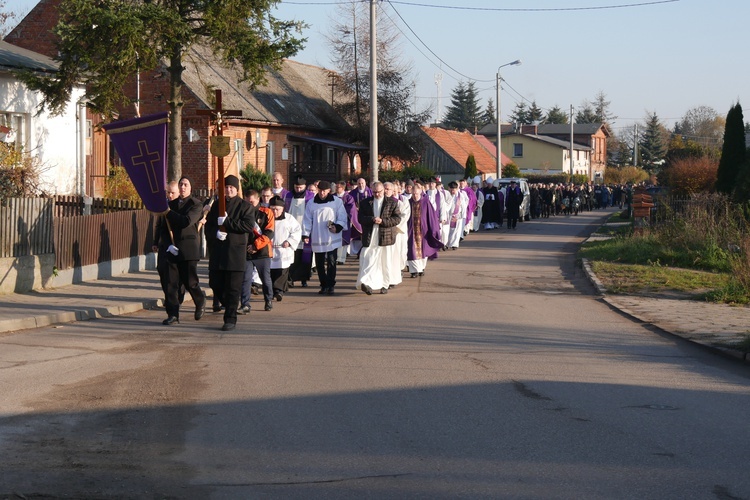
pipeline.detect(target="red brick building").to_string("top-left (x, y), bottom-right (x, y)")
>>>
top-left (6, 0), bottom-right (366, 195)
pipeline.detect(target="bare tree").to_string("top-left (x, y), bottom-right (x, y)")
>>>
top-left (326, 0), bottom-right (431, 162)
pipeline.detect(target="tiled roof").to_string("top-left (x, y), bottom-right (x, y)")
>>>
top-left (0, 40), bottom-right (57, 73)
top-left (422, 127), bottom-right (507, 174)
top-left (181, 44), bottom-right (350, 131)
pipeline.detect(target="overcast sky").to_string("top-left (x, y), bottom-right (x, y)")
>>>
top-left (10, 0), bottom-right (747, 137)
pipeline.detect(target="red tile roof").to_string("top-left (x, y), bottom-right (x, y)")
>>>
top-left (421, 127), bottom-right (511, 175)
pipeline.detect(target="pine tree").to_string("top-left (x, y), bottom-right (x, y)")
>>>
top-left (545, 105), bottom-right (568, 124)
top-left (527, 100), bottom-right (544, 123)
top-left (639, 112), bottom-right (667, 174)
top-left (443, 81), bottom-right (482, 132)
top-left (480, 98), bottom-right (496, 127)
top-left (575, 104), bottom-right (598, 124)
top-left (509, 102), bottom-right (529, 124)
top-left (716, 102), bottom-right (747, 195)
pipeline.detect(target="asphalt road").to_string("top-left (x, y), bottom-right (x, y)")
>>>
top-left (1, 209), bottom-right (749, 499)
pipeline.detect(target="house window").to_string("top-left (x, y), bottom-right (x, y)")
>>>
top-left (513, 143), bottom-right (523, 157)
top-left (0, 112), bottom-right (29, 151)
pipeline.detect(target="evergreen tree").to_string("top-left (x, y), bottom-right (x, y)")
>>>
top-left (639, 112), bottom-right (667, 174)
top-left (575, 104), bottom-right (598, 124)
top-left (465, 153), bottom-right (478, 180)
top-left (16, 0), bottom-right (305, 181)
top-left (716, 102), bottom-right (746, 195)
top-left (545, 105), bottom-right (568, 124)
top-left (509, 102), bottom-right (529, 124)
top-left (442, 81), bottom-right (482, 132)
top-left (480, 98), bottom-right (496, 127)
top-left (527, 100), bottom-right (544, 123)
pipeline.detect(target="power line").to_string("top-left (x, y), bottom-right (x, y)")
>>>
top-left (387, 0), bottom-right (680, 12)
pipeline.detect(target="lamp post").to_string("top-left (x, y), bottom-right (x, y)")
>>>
top-left (495, 59), bottom-right (522, 179)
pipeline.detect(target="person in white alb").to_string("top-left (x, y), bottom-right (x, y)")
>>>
top-left (269, 196), bottom-right (301, 302)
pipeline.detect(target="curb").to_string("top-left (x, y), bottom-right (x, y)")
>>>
top-left (0, 298), bottom-right (165, 334)
top-left (581, 258), bottom-right (749, 365)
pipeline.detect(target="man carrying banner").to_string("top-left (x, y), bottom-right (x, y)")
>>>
top-left (153, 176), bottom-right (207, 325)
top-left (205, 174), bottom-right (256, 331)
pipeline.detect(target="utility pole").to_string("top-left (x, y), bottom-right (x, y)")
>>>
top-left (633, 123), bottom-right (639, 167)
top-left (369, 0), bottom-right (378, 183)
top-left (569, 105), bottom-right (574, 175)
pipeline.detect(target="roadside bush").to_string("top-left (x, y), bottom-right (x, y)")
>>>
top-left (0, 144), bottom-right (44, 199)
top-left (604, 166), bottom-right (649, 185)
top-left (659, 156), bottom-right (718, 195)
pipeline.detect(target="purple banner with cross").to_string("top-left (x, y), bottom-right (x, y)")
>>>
top-left (103, 112), bottom-right (169, 214)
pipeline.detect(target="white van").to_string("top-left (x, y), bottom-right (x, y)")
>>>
top-left (496, 178), bottom-right (531, 221)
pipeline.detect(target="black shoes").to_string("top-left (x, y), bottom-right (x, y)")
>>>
top-left (239, 305), bottom-right (251, 315)
top-left (318, 287), bottom-right (327, 295)
top-left (162, 316), bottom-right (179, 326)
top-left (195, 296), bottom-right (206, 321)
top-left (274, 292), bottom-right (283, 302)
top-left (251, 284), bottom-right (261, 295)
top-left (221, 323), bottom-right (235, 331)
top-left (327, 287), bottom-right (335, 295)
top-left (410, 273), bottom-right (417, 278)
top-left (264, 300), bottom-right (273, 311)
top-left (212, 301), bottom-right (223, 312)
top-left (380, 287), bottom-right (388, 294)
top-left (361, 284), bottom-right (373, 295)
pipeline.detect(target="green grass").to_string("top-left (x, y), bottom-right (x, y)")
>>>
top-left (580, 234), bottom-right (733, 273)
top-left (589, 261), bottom-right (729, 297)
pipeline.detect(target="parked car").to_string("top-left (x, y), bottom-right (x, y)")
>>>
top-left (497, 178), bottom-right (531, 221)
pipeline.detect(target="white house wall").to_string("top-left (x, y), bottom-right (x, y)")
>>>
top-left (0, 74), bottom-right (85, 195)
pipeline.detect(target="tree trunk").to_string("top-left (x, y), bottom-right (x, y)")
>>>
top-left (167, 44), bottom-right (184, 182)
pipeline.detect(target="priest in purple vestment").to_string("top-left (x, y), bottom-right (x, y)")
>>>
top-left (407, 181), bottom-right (442, 277)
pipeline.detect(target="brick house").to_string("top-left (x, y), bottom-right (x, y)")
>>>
top-left (6, 0), bottom-right (365, 195)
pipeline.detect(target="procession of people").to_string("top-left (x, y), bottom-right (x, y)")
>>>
top-left (155, 172), bottom-right (620, 330)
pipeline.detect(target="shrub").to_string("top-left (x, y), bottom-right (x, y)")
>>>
top-left (659, 156), bottom-right (718, 195)
top-left (0, 144), bottom-right (44, 199)
top-left (240, 164), bottom-right (272, 193)
top-left (604, 166), bottom-right (649, 185)
top-left (502, 162), bottom-right (521, 178)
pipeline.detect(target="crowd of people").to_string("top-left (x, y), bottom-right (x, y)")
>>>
top-left (153, 173), bottom-right (623, 331)
top-left (526, 182), bottom-right (632, 218)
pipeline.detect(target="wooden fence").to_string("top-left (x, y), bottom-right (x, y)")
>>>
top-left (53, 209), bottom-right (156, 270)
top-left (1, 196), bottom-right (156, 270)
top-left (0, 197), bottom-right (55, 259)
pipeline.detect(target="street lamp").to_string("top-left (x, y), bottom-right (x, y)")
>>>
top-left (496, 59), bottom-right (522, 179)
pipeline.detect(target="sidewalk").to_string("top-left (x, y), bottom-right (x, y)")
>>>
top-left (1, 239), bottom-right (748, 364)
top-left (0, 262), bottom-right (206, 333)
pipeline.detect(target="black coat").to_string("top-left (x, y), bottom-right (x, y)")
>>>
top-left (154, 195), bottom-right (203, 262)
top-left (205, 195), bottom-right (255, 272)
top-left (358, 196), bottom-right (401, 247)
